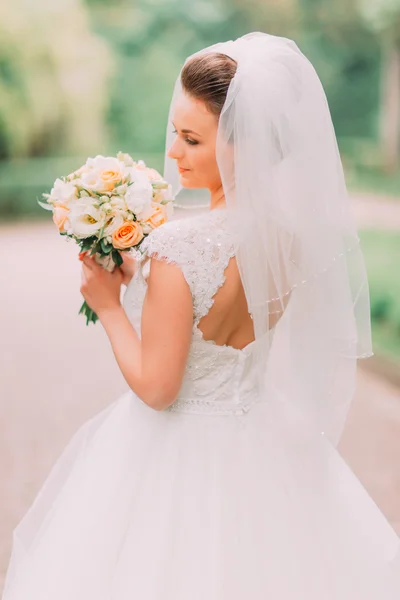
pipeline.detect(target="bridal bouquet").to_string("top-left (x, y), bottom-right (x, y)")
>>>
top-left (39, 152), bottom-right (174, 325)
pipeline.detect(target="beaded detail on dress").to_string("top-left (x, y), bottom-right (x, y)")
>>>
top-left (123, 209), bottom-right (270, 416)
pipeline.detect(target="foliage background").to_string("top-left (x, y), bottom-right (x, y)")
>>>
top-left (0, 0), bottom-right (399, 361)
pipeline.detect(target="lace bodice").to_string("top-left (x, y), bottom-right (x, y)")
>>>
top-left (123, 209), bottom-right (267, 416)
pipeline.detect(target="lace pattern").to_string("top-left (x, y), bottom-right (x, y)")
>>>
top-left (138, 210), bottom-right (235, 324)
top-left (123, 210), bottom-right (267, 416)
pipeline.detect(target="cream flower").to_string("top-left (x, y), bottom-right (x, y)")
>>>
top-left (49, 178), bottom-right (77, 206)
top-left (125, 168), bottom-right (153, 218)
top-left (103, 213), bottom-right (125, 237)
top-left (110, 196), bottom-right (127, 211)
top-left (69, 200), bottom-right (105, 238)
top-left (116, 152), bottom-right (134, 167)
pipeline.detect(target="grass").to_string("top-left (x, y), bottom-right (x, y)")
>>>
top-left (338, 136), bottom-right (400, 198)
top-left (346, 165), bottom-right (400, 198)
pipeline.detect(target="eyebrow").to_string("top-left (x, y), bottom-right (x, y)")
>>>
top-left (172, 122), bottom-right (202, 137)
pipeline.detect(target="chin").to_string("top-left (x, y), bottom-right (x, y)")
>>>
top-left (179, 174), bottom-right (203, 189)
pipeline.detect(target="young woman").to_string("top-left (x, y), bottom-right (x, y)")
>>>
top-left (3, 32), bottom-right (400, 599)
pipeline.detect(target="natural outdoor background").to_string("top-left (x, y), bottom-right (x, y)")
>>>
top-left (1, 0), bottom-right (400, 591)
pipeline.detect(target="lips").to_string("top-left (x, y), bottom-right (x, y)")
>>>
top-left (178, 166), bottom-right (189, 173)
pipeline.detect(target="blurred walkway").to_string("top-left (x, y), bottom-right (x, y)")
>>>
top-left (351, 193), bottom-right (400, 229)
top-left (1, 197), bottom-right (400, 590)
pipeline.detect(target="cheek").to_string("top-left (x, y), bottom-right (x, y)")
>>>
top-left (188, 145), bottom-right (220, 186)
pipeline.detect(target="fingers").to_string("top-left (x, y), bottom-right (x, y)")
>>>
top-left (79, 252), bottom-right (97, 270)
top-left (80, 267), bottom-right (87, 295)
top-left (82, 263), bottom-right (92, 280)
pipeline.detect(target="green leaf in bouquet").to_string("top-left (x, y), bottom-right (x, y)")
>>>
top-left (100, 238), bottom-right (113, 254)
top-left (90, 243), bottom-right (101, 256)
top-left (79, 300), bottom-right (99, 326)
top-left (37, 199), bottom-right (53, 211)
top-left (112, 249), bottom-right (123, 267)
top-left (80, 237), bottom-right (96, 252)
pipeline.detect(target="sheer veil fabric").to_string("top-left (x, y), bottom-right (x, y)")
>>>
top-left (164, 32), bottom-right (373, 448)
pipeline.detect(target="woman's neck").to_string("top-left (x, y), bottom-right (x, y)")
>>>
top-left (210, 186), bottom-right (226, 210)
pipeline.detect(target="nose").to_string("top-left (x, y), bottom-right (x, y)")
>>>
top-left (167, 136), bottom-right (184, 160)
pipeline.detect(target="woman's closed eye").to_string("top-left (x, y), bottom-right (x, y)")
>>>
top-left (172, 129), bottom-right (198, 146)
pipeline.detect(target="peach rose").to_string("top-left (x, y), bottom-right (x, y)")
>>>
top-left (145, 203), bottom-right (168, 229)
top-left (53, 205), bottom-right (70, 233)
top-left (83, 156), bottom-right (127, 192)
top-left (112, 221), bottom-right (144, 249)
top-left (100, 168), bottom-right (124, 192)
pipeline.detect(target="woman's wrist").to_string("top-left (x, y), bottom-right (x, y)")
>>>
top-left (98, 303), bottom-right (124, 326)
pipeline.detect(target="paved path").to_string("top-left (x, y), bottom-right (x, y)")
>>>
top-left (1, 198), bottom-right (400, 589)
top-left (351, 193), bottom-right (400, 229)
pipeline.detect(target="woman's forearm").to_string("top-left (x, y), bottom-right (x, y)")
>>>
top-left (98, 305), bottom-right (155, 408)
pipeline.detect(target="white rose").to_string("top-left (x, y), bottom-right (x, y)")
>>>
top-left (116, 152), bottom-right (134, 167)
top-left (80, 169), bottom-right (103, 191)
top-left (125, 168), bottom-right (153, 218)
top-left (49, 178), bottom-right (77, 206)
top-left (110, 196), bottom-right (127, 211)
top-left (114, 183), bottom-right (128, 195)
top-left (85, 155), bottom-right (125, 173)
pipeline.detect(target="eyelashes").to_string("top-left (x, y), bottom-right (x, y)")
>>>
top-left (171, 128), bottom-right (198, 146)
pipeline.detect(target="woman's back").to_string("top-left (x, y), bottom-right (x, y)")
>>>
top-left (197, 253), bottom-right (255, 350)
top-left (123, 207), bottom-right (272, 416)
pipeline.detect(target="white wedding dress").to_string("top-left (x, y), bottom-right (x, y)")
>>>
top-left (3, 208), bottom-right (400, 599)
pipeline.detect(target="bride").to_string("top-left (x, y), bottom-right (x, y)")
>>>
top-left (2, 32), bottom-right (400, 599)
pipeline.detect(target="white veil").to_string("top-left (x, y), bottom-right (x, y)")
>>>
top-left (164, 32), bottom-right (373, 447)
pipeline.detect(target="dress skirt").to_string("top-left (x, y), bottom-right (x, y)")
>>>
top-left (2, 385), bottom-right (400, 600)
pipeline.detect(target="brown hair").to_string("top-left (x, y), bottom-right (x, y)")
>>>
top-left (180, 53), bottom-right (237, 117)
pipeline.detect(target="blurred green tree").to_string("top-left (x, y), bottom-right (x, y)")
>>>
top-left (88, 0), bottom-right (258, 154)
top-left (358, 0), bottom-right (400, 172)
top-left (0, 0), bottom-right (113, 160)
top-left (298, 0), bottom-right (400, 171)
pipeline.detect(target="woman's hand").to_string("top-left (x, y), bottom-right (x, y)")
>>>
top-left (80, 252), bottom-right (123, 317)
top-left (119, 252), bottom-right (139, 286)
